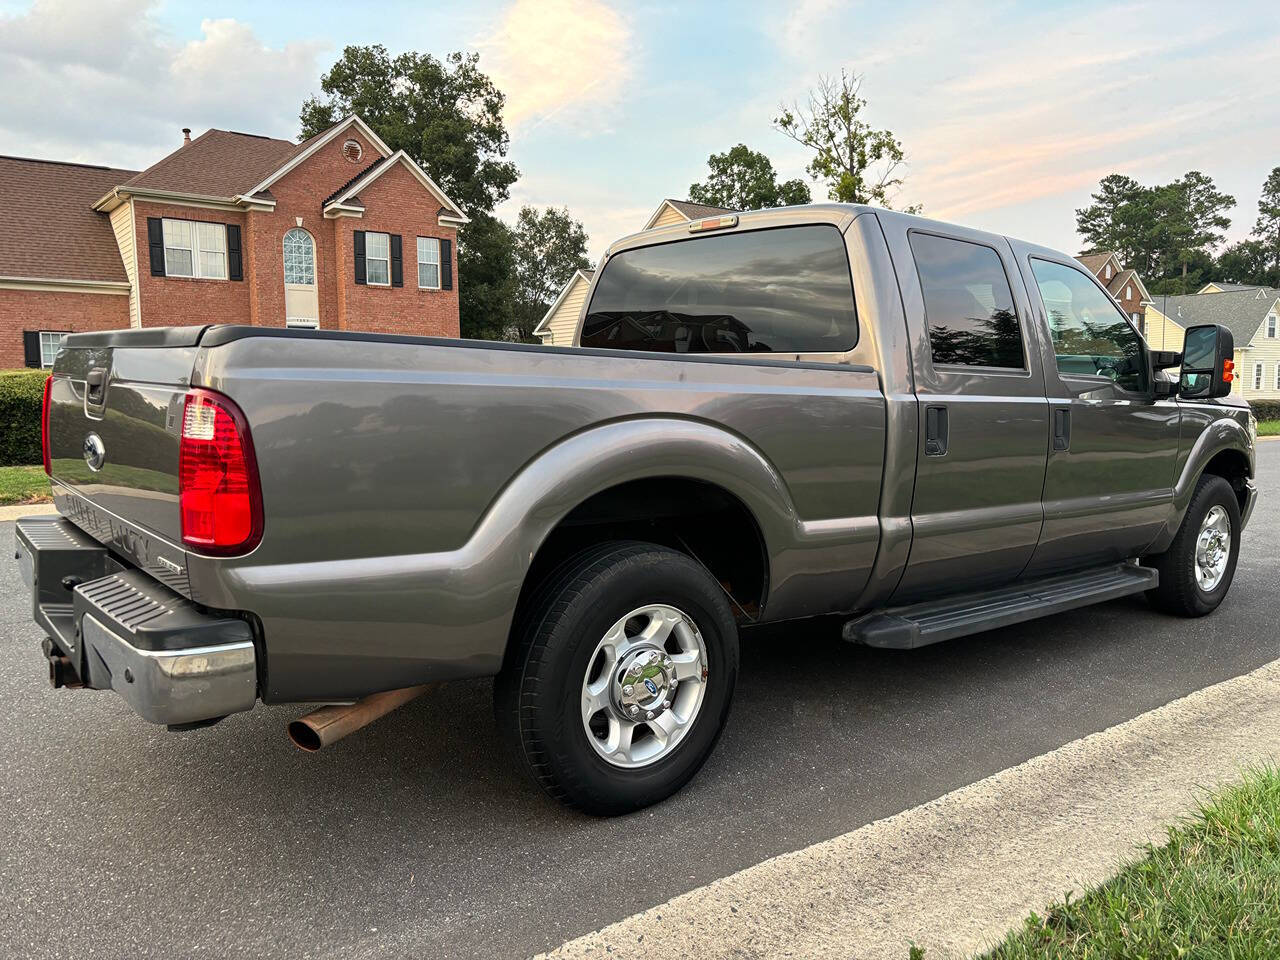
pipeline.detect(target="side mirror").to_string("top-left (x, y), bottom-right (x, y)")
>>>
top-left (1179, 324), bottom-right (1236, 400)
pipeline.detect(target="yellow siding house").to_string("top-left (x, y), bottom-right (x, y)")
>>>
top-left (1144, 286), bottom-right (1280, 399)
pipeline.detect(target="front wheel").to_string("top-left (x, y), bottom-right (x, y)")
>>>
top-left (1144, 474), bottom-right (1241, 617)
top-left (495, 541), bottom-right (739, 815)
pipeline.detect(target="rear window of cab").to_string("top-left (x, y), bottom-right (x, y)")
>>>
top-left (581, 225), bottom-right (857, 354)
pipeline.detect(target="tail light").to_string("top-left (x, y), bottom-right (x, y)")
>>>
top-left (179, 389), bottom-right (263, 555)
top-left (41, 376), bottom-right (52, 476)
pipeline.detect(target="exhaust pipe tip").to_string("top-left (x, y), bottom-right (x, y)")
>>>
top-left (287, 684), bottom-right (433, 753)
top-left (287, 719), bottom-right (324, 752)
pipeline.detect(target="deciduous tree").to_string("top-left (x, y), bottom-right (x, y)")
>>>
top-left (688, 144), bottom-right (811, 211)
top-left (511, 206), bottom-right (592, 342)
top-left (772, 70), bottom-right (919, 211)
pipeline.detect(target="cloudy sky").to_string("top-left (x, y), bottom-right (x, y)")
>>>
top-left (2, 0), bottom-right (1278, 259)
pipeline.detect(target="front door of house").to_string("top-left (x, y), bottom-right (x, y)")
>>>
top-left (284, 227), bottom-right (318, 328)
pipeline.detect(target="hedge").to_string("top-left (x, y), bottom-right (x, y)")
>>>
top-left (1249, 399), bottom-right (1280, 422)
top-left (0, 369), bottom-right (47, 466)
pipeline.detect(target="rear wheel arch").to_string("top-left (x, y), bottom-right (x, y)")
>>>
top-left (504, 476), bottom-right (770, 671)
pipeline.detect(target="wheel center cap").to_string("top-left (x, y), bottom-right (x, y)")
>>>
top-left (614, 648), bottom-right (674, 719)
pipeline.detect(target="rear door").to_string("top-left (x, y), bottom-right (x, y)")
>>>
top-left (882, 223), bottom-right (1050, 603)
top-left (1014, 249), bottom-right (1180, 574)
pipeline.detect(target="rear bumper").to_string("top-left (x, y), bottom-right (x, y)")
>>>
top-left (15, 515), bottom-right (258, 725)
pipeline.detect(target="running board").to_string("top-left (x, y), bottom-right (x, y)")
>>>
top-left (843, 562), bottom-right (1158, 650)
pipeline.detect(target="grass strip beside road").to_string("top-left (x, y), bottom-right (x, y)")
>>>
top-left (0, 465), bottom-right (50, 505)
top-left (1258, 419), bottom-right (1280, 437)
top-left (981, 766), bottom-right (1280, 959)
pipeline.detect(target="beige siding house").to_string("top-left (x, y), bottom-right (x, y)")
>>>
top-left (1144, 285), bottom-right (1280, 399)
top-left (534, 198), bottom-right (735, 346)
top-left (532, 269), bottom-right (593, 346)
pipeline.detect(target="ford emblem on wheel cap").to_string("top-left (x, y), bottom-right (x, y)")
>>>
top-left (643, 678), bottom-right (659, 696)
top-left (82, 432), bottom-right (106, 472)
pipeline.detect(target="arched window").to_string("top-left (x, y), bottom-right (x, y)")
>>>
top-left (283, 228), bottom-right (315, 285)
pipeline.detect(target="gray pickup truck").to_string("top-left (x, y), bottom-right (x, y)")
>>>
top-left (18, 203), bottom-right (1256, 814)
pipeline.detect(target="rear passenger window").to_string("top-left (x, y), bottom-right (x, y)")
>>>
top-left (910, 232), bottom-right (1024, 369)
top-left (580, 225), bottom-right (856, 354)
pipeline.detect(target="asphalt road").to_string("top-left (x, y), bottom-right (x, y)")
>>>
top-left (2, 444), bottom-right (1277, 960)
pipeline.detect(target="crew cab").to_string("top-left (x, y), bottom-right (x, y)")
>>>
top-left (17, 203), bottom-right (1257, 814)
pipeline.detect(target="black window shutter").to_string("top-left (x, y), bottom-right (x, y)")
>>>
top-left (353, 230), bottom-right (366, 285)
top-left (441, 238), bottom-right (453, 290)
top-left (390, 234), bottom-right (403, 287)
top-left (22, 331), bottom-right (41, 368)
top-left (147, 218), bottom-right (166, 276)
top-left (226, 224), bottom-right (243, 281)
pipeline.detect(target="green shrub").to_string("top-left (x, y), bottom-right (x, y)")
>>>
top-left (0, 369), bottom-right (48, 466)
top-left (1249, 399), bottom-right (1280, 422)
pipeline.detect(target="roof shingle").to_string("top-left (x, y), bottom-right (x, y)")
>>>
top-left (667, 199), bottom-right (737, 219)
top-left (0, 155), bottom-right (139, 283)
top-left (123, 129), bottom-right (301, 199)
top-left (1152, 289), bottom-right (1280, 346)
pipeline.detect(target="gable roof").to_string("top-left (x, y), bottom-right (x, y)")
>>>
top-left (1198, 281), bottom-right (1276, 296)
top-left (322, 149), bottom-right (468, 224)
top-left (0, 155), bottom-right (138, 284)
top-left (533, 268), bottom-right (594, 338)
top-left (1106, 267), bottom-right (1152, 304)
top-left (1076, 251), bottom-right (1120, 276)
top-left (94, 115), bottom-right (396, 212)
top-left (642, 198), bottom-right (736, 230)
top-left (122, 129), bottom-right (300, 199)
top-left (1151, 289), bottom-right (1280, 346)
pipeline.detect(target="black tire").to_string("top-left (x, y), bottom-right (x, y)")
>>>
top-left (1144, 474), bottom-right (1241, 617)
top-left (495, 541), bottom-right (739, 815)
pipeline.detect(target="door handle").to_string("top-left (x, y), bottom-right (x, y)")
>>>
top-left (1053, 408), bottom-right (1071, 451)
top-left (86, 367), bottom-right (107, 406)
top-left (925, 405), bottom-right (949, 457)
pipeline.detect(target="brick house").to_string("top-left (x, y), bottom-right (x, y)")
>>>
top-left (1075, 250), bottom-right (1152, 335)
top-left (0, 115), bottom-right (467, 368)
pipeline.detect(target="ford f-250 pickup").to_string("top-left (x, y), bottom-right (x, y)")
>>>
top-left (17, 203), bottom-right (1257, 814)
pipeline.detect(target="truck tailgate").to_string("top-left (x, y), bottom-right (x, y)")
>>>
top-left (47, 329), bottom-right (203, 571)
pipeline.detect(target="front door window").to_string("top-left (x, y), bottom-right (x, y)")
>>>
top-left (283, 228), bottom-right (319, 327)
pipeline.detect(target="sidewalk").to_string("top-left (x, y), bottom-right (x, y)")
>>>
top-left (0, 502), bottom-right (56, 522)
top-left (539, 657), bottom-right (1280, 960)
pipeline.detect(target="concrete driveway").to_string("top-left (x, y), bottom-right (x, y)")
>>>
top-left (1, 443), bottom-right (1277, 960)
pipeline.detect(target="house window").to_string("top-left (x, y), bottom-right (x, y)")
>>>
top-left (417, 237), bottom-right (441, 289)
top-left (1268, 314), bottom-right (1277, 338)
top-left (40, 331), bottom-right (67, 368)
top-left (365, 231), bottom-right (390, 286)
top-left (1104, 263), bottom-right (1113, 280)
top-left (1254, 362), bottom-right (1264, 390)
top-left (163, 218), bottom-right (227, 279)
top-left (283, 228), bottom-right (315, 285)
top-left (1275, 364), bottom-right (1280, 390)
top-left (1124, 284), bottom-right (1132, 299)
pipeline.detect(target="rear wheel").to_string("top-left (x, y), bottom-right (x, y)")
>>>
top-left (1145, 474), bottom-right (1241, 617)
top-left (495, 541), bottom-right (738, 815)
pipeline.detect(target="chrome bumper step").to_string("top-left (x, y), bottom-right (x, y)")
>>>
top-left (16, 515), bottom-right (258, 725)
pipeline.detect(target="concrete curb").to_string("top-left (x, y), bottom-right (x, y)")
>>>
top-left (0, 503), bottom-right (57, 522)
top-left (538, 657), bottom-right (1280, 960)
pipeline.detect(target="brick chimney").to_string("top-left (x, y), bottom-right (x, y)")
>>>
top-left (182, 127), bottom-right (191, 146)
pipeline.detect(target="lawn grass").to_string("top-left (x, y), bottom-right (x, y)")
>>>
top-left (1257, 419), bottom-right (1280, 437)
top-left (0, 465), bottom-right (51, 505)
top-left (979, 766), bottom-right (1280, 959)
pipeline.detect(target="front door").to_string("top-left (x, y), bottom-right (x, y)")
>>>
top-left (283, 227), bottom-right (319, 328)
top-left (1016, 251), bottom-right (1180, 575)
top-left (889, 228), bottom-right (1050, 603)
